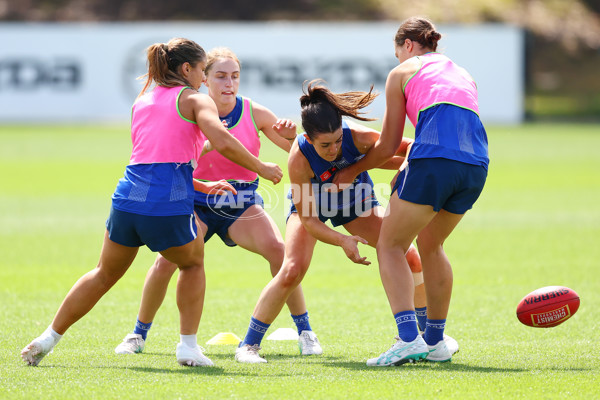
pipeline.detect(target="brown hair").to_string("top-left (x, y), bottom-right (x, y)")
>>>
top-left (300, 79), bottom-right (378, 140)
top-left (394, 17), bottom-right (442, 51)
top-left (138, 37), bottom-right (206, 97)
top-left (204, 47), bottom-right (241, 76)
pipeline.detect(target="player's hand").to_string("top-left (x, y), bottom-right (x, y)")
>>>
top-left (200, 140), bottom-right (214, 156)
top-left (258, 161), bottom-right (283, 185)
top-left (193, 179), bottom-right (237, 195)
top-left (272, 119), bottom-right (297, 141)
top-left (328, 167), bottom-right (357, 192)
top-left (340, 235), bottom-right (371, 265)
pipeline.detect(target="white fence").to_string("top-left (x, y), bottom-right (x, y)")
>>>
top-left (0, 22), bottom-right (524, 124)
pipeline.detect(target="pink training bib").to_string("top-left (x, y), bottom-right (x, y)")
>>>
top-left (194, 97), bottom-right (260, 182)
top-left (404, 53), bottom-right (479, 127)
top-left (130, 85), bottom-right (203, 165)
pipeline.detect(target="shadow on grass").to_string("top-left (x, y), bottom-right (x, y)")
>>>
top-left (330, 362), bottom-right (525, 373)
top-left (328, 361), bottom-right (594, 373)
top-left (205, 353), bottom-right (343, 362)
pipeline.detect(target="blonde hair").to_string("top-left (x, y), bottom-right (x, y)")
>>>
top-left (138, 37), bottom-right (206, 97)
top-left (204, 47), bottom-right (241, 75)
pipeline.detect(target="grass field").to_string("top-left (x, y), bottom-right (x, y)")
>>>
top-left (0, 123), bottom-right (599, 399)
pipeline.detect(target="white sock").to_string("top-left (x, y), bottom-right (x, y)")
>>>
top-left (43, 326), bottom-right (63, 344)
top-left (180, 334), bottom-right (197, 348)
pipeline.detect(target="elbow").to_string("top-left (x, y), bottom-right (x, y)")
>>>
top-left (380, 145), bottom-right (397, 161)
top-left (213, 140), bottom-right (233, 156)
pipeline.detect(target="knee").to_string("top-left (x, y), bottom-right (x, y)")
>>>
top-left (153, 256), bottom-right (179, 277)
top-left (277, 260), bottom-right (307, 289)
top-left (376, 239), bottom-right (410, 258)
top-left (375, 239), bottom-right (391, 255)
top-left (415, 236), bottom-right (441, 257)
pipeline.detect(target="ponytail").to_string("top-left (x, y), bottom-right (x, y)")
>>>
top-left (300, 79), bottom-right (378, 140)
top-left (138, 38), bottom-right (206, 98)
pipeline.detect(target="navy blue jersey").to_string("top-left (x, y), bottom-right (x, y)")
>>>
top-left (410, 104), bottom-right (489, 169)
top-left (296, 121), bottom-right (375, 212)
top-left (111, 162), bottom-right (195, 217)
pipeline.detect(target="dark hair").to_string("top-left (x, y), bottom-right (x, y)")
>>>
top-left (300, 79), bottom-right (378, 140)
top-left (395, 17), bottom-right (442, 51)
top-left (138, 37), bottom-right (206, 97)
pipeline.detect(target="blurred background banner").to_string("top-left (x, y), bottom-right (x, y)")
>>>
top-left (0, 22), bottom-right (524, 124)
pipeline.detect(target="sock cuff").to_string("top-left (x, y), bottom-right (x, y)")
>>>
top-left (291, 312), bottom-right (309, 323)
top-left (394, 311), bottom-right (417, 325)
top-left (249, 317), bottom-right (270, 334)
top-left (414, 307), bottom-right (427, 317)
top-left (135, 319), bottom-right (153, 331)
top-left (46, 326), bottom-right (63, 341)
top-left (180, 334), bottom-right (197, 348)
top-left (426, 319), bottom-right (446, 330)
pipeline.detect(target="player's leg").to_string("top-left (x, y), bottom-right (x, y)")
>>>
top-left (228, 206), bottom-right (315, 343)
top-left (228, 205), bottom-right (307, 311)
top-left (343, 205), bottom-right (427, 328)
top-left (251, 213), bottom-right (316, 324)
top-left (416, 159), bottom-right (486, 361)
top-left (115, 216), bottom-right (208, 354)
top-left (159, 233), bottom-right (212, 367)
top-left (22, 231), bottom-right (139, 366)
top-left (367, 196), bottom-right (436, 366)
top-left (114, 254), bottom-right (178, 354)
top-left (236, 213), bottom-right (317, 363)
top-left (416, 209), bottom-right (464, 360)
top-left (405, 243), bottom-right (427, 330)
top-left (55, 231), bottom-right (140, 333)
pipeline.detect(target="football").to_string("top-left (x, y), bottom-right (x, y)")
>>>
top-left (516, 286), bottom-right (580, 328)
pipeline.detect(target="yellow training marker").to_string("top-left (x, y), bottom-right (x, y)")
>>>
top-left (206, 332), bottom-right (242, 345)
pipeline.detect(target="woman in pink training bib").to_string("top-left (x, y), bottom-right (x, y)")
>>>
top-left (21, 38), bottom-right (282, 367)
top-left (334, 18), bottom-right (489, 366)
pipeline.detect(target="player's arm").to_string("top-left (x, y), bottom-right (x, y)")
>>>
top-left (332, 66), bottom-right (408, 186)
top-left (253, 102), bottom-right (296, 153)
top-left (348, 120), bottom-right (412, 170)
top-left (184, 91), bottom-right (282, 184)
top-left (288, 143), bottom-right (370, 265)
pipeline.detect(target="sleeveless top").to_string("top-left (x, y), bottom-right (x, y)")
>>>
top-left (297, 121), bottom-right (375, 211)
top-left (112, 86), bottom-right (204, 216)
top-left (130, 85), bottom-right (202, 164)
top-left (193, 96), bottom-right (262, 207)
top-left (404, 52), bottom-right (479, 126)
top-left (403, 53), bottom-right (488, 168)
top-left (194, 96), bottom-right (260, 182)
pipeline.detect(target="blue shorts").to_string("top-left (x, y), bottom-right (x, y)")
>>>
top-left (195, 191), bottom-right (264, 247)
top-left (288, 190), bottom-right (380, 227)
top-left (106, 206), bottom-right (197, 252)
top-left (392, 158), bottom-right (487, 214)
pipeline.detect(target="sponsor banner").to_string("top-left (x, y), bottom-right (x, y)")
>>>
top-left (0, 22), bottom-right (523, 123)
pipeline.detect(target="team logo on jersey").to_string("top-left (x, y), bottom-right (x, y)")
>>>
top-left (319, 166), bottom-right (338, 181)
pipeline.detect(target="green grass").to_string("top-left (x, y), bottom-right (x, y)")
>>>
top-left (1, 123), bottom-right (599, 399)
